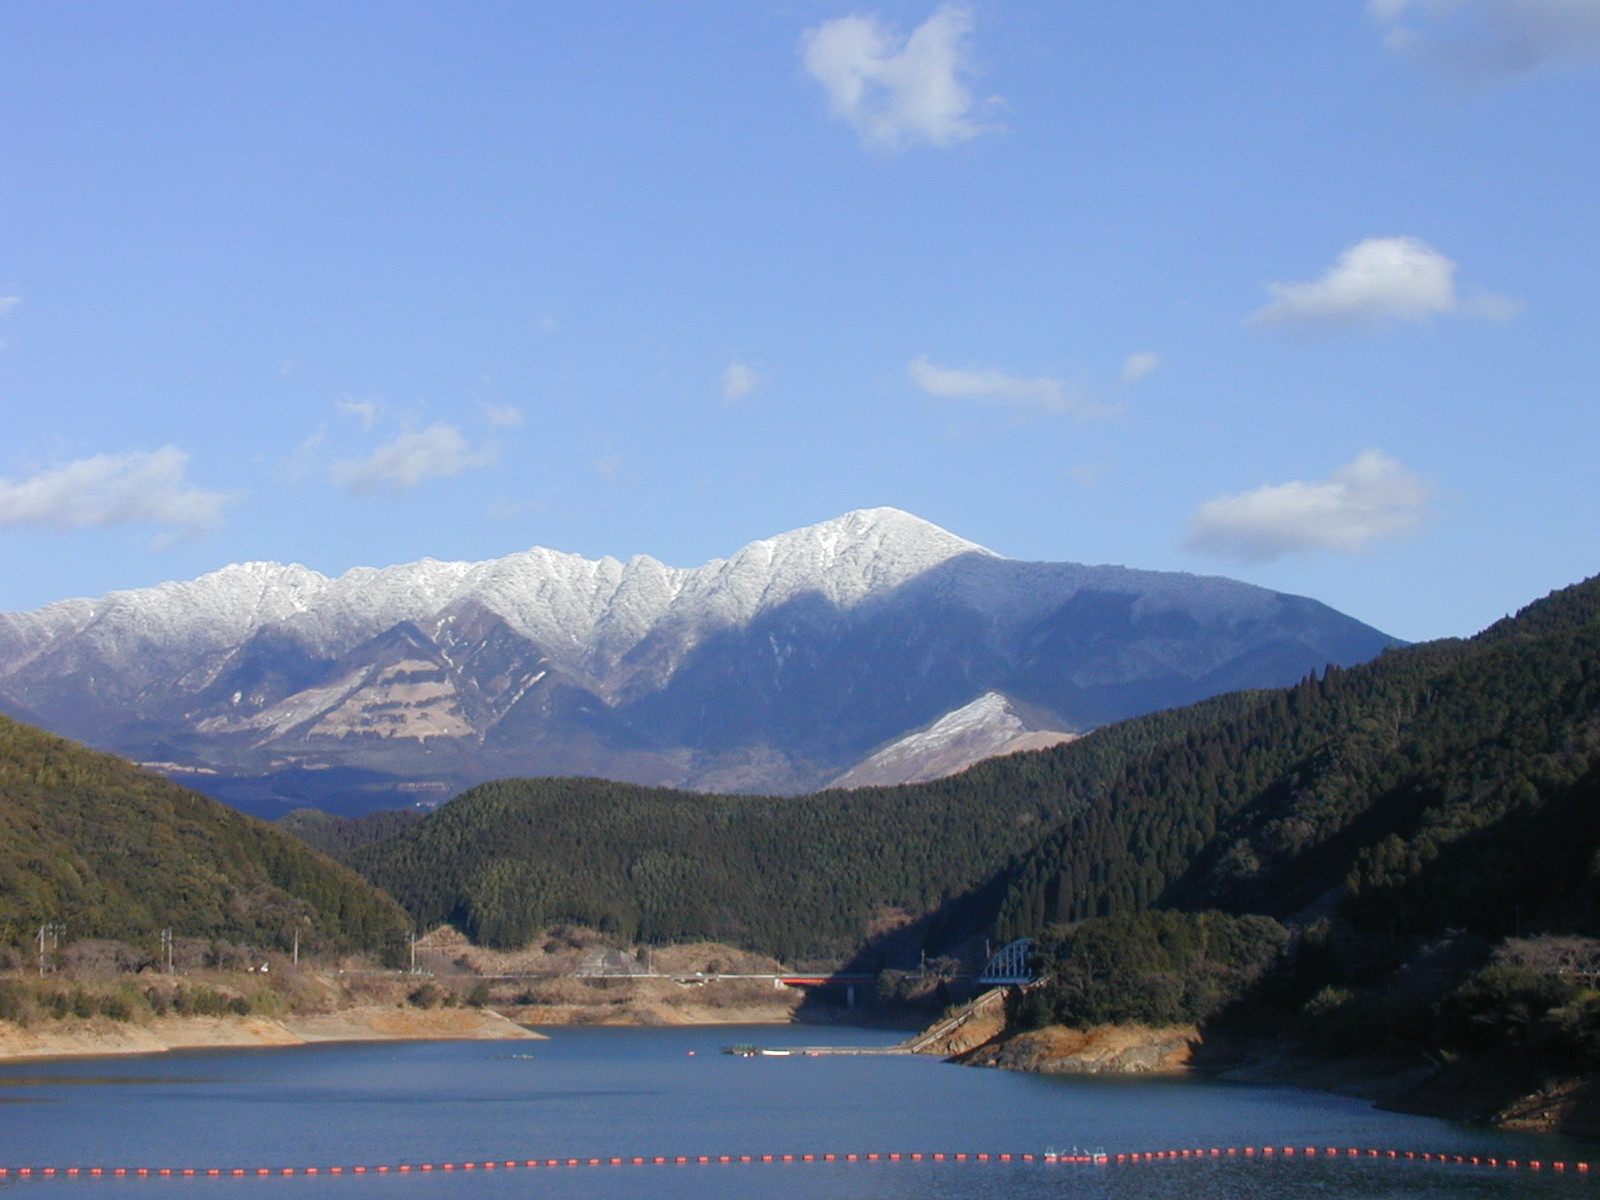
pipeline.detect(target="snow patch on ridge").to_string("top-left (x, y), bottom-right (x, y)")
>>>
top-left (828, 691), bottom-right (1078, 789)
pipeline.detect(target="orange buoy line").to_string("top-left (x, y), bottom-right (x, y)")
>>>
top-left (0, 1146), bottom-right (1588, 1180)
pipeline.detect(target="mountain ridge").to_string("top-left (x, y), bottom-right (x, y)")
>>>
top-left (0, 509), bottom-right (1401, 810)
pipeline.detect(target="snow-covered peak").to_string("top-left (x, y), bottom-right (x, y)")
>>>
top-left (12, 560), bottom-right (332, 656)
top-left (0, 509), bottom-right (993, 671)
top-left (764, 507), bottom-right (992, 570)
top-left (669, 508), bottom-right (993, 619)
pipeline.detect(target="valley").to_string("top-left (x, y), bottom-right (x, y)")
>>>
top-left (1, 526), bottom-right (1598, 1139)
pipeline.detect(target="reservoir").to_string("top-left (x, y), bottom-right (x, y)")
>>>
top-left (1, 1023), bottom-right (1593, 1198)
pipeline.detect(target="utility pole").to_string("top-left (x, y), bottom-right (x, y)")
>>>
top-left (408, 931), bottom-right (417, 974)
top-left (37, 922), bottom-right (63, 977)
top-left (161, 928), bottom-right (174, 975)
top-left (292, 926), bottom-right (299, 966)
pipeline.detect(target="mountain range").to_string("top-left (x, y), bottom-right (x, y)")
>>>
top-left (0, 508), bottom-right (1400, 814)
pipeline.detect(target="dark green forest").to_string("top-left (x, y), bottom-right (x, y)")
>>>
top-left (1002, 573), bottom-right (1600, 1067)
top-left (351, 691), bottom-right (1266, 961)
top-left (998, 579), bottom-right (1600, 941)
top-left (0, 715), bottom-right (410, 955)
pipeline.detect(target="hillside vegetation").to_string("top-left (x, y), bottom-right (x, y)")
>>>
top-left (352, 692), bottom-right (1266, 961)
top-left (355, 576), bottom-right (1600, 974)
top-left (999, 575), bottom-right (1600, 940)
top-left (0, 715), bottom-right (410, 957)
top-left (1001, 573), bottom-right (1600, 1082)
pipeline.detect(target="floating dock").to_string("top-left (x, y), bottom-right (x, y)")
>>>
top-left (723, 1043), bottom-right (911, 1057)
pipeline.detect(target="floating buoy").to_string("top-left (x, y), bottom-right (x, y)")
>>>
top-left (2, 1142), bottom-right (1579, 1181)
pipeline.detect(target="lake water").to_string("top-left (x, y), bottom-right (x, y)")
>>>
top-left (1, 1023), bottom-right (1594, 1199)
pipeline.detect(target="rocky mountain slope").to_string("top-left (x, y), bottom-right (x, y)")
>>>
top-left (0, 509), bottom-right (1399, 814)
top-left (827, 692), bottom-right (1077, 789)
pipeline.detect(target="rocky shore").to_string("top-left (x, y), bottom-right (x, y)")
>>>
top-left (956, 1023), bottom-right (1197, 1074)
top-left (913, 995), bottom-right (1600, 1139)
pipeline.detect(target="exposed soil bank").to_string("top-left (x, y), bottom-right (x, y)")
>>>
top-left (506, 999), bottom-right (799, 1027)
top-left (0, 1006), bottom-right (537, 1062)
top-left (415, 931), bottom-right (809, 1027)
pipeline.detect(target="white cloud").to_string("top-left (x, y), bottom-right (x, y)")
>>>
top-left (332, 424), bottom-right (495, 492)
top-left (0, 296), bottom-right (20, 317)
top-left (1119, 352), bottom-right (1160, 384)
top-left (1186, 449), bottom-right (1430, 563)
top-left (0, 447), bottom-right (232, 537)
top-left (336, 397), bottom-right (384, 429)
top-left (593, 454), bottom-right (625, 479)
top-left (482, 402), bottom-right (524, 427)
top-left (801, 4), bottom-right (997, 150)
top-left (1372, 0), bottom-right (1600, 77)
top-left (721, 361), bottom-right (762, 402)
top-left (1249, 236), bottom-right (1516, 331)
top-left (910, 356), bottom-right (1102, 415)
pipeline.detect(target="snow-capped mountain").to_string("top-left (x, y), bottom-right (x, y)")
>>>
top-left (827, 692), bottom-right (1078, 790)
top-left (0, 508), bottom-right (1401, 814)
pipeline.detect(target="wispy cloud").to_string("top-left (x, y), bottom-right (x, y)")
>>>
top-left (284, 428), bottom-right (328, 483)
top-left (332, 424), bottom-right (495, 493)
top-left (801, 3), bottom-right (998, 150)
top-left (1371, 0), bottom-right (1600, 78)
top-left (721, 361), bottom-right (762, 402)
top-left (1249, 236), bottom-right (1516, 331)
top-left (1119, 352), bottom-right (1160, 384)
top-left (1186, 449), bottom-right (1430, 563)
top-left (0, 447), bottom-right (233, 539)
top-left (0, 294), bottom-right (18, 348)
top-left (336, 397), bottom-right (384, 430)
top-left (910, 356), bottom-right (1104, 416)
top-left (482, 402), bottom-right (524, 427)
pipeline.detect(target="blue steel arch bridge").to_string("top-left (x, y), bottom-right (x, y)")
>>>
top-left (976, 938), bottom-right (1036, 986)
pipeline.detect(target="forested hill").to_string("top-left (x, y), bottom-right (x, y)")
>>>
top-left (350, 690), bottom-right (1267, 961)
top-left (355, 571), bottom-right (1599, 984)
top-left (0, 715), bottom-right (410, 954)
top-left (998, 572), bottom-right (1600, 943)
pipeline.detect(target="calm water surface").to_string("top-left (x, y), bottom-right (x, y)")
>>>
top-left (0, 1024), bottom-right (1594, 1198)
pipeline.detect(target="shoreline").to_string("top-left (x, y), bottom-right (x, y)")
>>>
top-left (931, 1013), bottom-right (1600, 1141)
top-left (0, 996), bottom-right (865, 1063)
top-left (0, 1006), bottom-right (541, 1063)
top-left (8, 1002), bottom-right (1600, 1143)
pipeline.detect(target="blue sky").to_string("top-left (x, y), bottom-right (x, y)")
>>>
top-left (2, 1), bottom-right (1597, 642)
